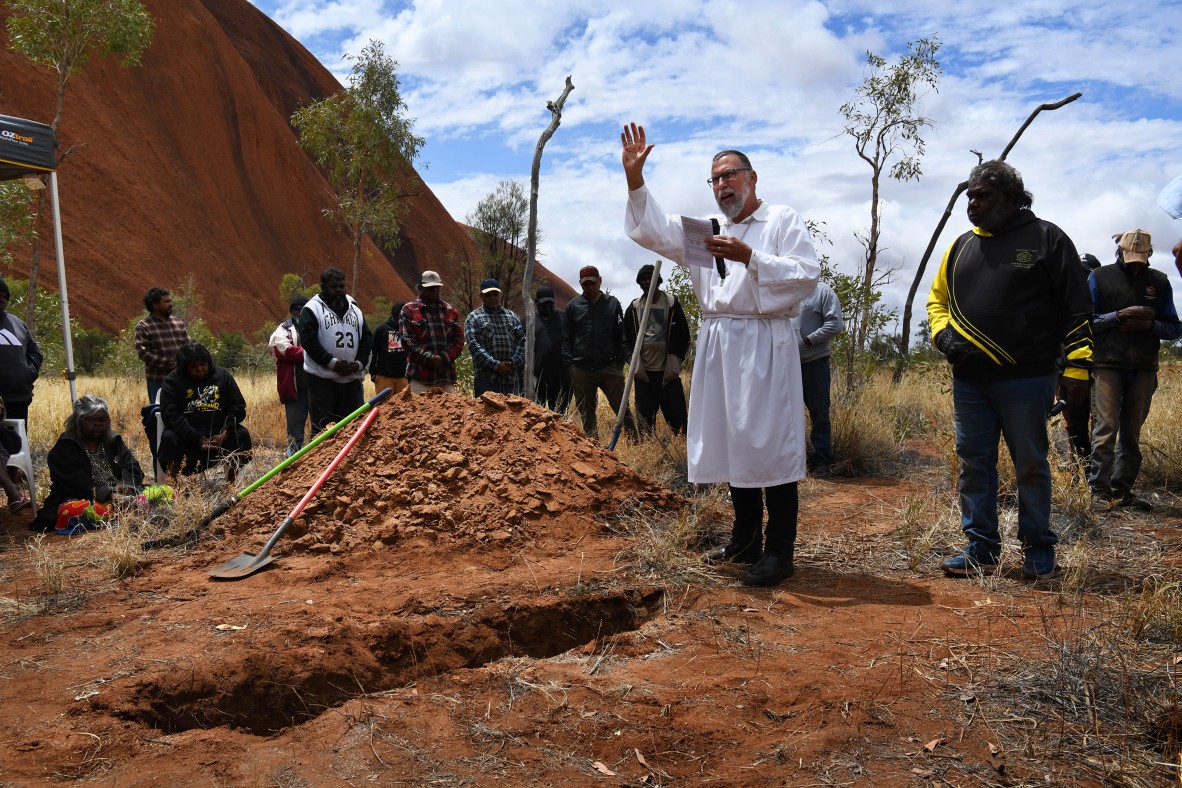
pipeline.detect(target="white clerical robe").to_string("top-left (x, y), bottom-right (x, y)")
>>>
top-left (625, 186), bottom-right (819, 487)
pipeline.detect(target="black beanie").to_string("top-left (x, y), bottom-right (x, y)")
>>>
top-left (636, 264), bottom-right (659, 285)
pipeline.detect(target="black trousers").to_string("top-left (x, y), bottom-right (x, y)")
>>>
top-left (535, 366), bottom-right (572, 414)
top-left (308, 376), bottom-right (364, 434)
top-left (728, 482), bottom-right (799, 559)
top-left (159, 424), bottom-right (253, 475)
top-left (633, 373), bottom-right (687, 435)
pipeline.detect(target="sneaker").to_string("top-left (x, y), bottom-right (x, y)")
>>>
top-left (741, 555), bottom-right (795, 587)
top-left (1115, 492), bottom-right (1153, 512)
top-left (704, 541), bottom-right (762, 565)
top-left (941, 550), bottom-right (1000, 577)
top-left (1021, 548), bottom-right (1059, 579)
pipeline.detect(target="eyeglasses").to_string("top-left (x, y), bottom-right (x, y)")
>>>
top-left (706, 168), bottom-right (751, 186)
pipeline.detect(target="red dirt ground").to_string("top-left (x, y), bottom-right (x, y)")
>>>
top-left (5, 392), bottom-right (1175, 785)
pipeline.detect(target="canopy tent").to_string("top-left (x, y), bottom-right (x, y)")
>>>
top-left (0, 113), bottom-right (77, 403)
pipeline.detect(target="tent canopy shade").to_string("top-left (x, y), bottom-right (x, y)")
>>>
top-left (0, 114), bottom-right (56, 180)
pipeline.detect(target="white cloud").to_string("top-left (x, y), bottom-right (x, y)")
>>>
top-left (251, 0), bottom-right (1182, 336)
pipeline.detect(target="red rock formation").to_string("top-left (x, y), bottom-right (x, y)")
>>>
top-left (0, 0), bottom-right (574, 334)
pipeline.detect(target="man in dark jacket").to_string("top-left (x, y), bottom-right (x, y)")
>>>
top-left (624, 263), bottom-right (690, 435)
top-left (159, 342), bottom-right (252, 483)
top-left (928, 160), bottom-right (1092, 580)
top-left (562, 265), bottom-right (636, 440)
top-left (1088, 229), bottom-right (1182, 510)
top-left (0, 277), bottom-right (42, 421)
top-left (533, 286), bottom-right (570, 413)
top-left (371, 301), bottom-right (408, 395)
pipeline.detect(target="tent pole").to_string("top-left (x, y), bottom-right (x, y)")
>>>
top-left (48, 171), bottom-right (76, 404)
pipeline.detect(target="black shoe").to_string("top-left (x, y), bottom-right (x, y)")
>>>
top-left (741, 555), bottom-right (795, 586)
top-left (27, 521), bottom-right (53, 533)
top-left (1116, 492), bottom-right (1153, 512)
top-left (941, 551), bottom-right (1000, 577)
top-left (704, 542), bottom-right (762, 565)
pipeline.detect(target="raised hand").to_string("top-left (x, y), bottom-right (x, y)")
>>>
top-left (621, 122), bottom-right (654, 190)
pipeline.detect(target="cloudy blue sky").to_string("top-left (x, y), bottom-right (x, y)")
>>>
top-left (249, 0), bottom-right (1182, 337)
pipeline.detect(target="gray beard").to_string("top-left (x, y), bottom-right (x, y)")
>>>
top-left (716, 184), bottom-right (750, 220)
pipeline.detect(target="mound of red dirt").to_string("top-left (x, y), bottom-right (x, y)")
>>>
top-left (214, 390), bottom-right (684, 556)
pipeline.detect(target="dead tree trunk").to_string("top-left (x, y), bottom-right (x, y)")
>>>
top-left (893, 92), bottom-right (1082, 383)
top-left (522, 76), bottom-right (574, 401)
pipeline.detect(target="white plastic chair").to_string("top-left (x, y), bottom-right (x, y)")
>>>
top-left (4, 418), bottom-right (37, 517)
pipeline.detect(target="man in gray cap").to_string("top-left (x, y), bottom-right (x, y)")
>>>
top-left (1089, 229), bottom-right (1182, 510)
top-left (400, 270), bottom-right (464, 394)
top-left (465, 277), bottom-right (525, 396)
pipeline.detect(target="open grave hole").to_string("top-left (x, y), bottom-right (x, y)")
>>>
top-left (120, 587), bottom-right (664, 736)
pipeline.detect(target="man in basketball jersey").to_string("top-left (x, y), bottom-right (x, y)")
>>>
top-left (298, 268), bottom-right (373, 433)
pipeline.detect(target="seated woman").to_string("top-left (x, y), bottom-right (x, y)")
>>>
top-left (31, 395), bottom-right (144, 532)
top-left (159, 341), bottom-right (252, 483)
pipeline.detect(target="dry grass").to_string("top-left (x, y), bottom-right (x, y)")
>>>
top-left (829, 376), bottom-right (903, 476)
top-left (26, 534), bottom-right (67, 595)
top-left (1140, 365), bottom-right (1182, 489)
top-left (893, 490), bottom-right (961, 570)
top-left (607, 488), bottom-right (730, 587)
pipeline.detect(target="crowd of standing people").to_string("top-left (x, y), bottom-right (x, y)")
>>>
top-left (4, 130), bottom-right (1182, 591)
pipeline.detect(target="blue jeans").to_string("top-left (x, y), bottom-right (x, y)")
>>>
top-left (1089, 367), bottom-right (1157, 497)
top-left (800, 356), bottom-right (834, 467)
top-left (953, 374), bottom-right (1058, 557)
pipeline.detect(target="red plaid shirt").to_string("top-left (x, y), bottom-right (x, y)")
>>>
top-left (399, 298), bottom-right (464, 385)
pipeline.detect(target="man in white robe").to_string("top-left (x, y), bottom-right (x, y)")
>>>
top-left (621, 122), bottom-right (819, 587)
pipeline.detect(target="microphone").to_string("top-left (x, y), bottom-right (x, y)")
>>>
top-left (710, 218), bottom-right (726, 280)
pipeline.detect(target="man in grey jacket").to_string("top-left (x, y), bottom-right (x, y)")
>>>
top-left (793, 281), bottom-right (843, 474)
top-left (0, 277), bottom-right (42, 421)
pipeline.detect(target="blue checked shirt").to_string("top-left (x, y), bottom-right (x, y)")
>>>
top-left (465, 306), bottom-right (525, 382)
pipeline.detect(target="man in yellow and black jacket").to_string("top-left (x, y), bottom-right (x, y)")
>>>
top-left (927, 160), bottom-right (1092, 581)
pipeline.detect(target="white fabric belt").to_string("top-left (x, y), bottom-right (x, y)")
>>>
top-left (702, 311), bottom-right (790, 320)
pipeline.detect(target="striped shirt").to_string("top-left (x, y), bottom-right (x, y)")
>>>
top-left (134, 315), bottom-right (190, 384)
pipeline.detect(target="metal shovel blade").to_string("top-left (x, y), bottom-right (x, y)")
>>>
top-left (208, 551), bottom-right (275, 580)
